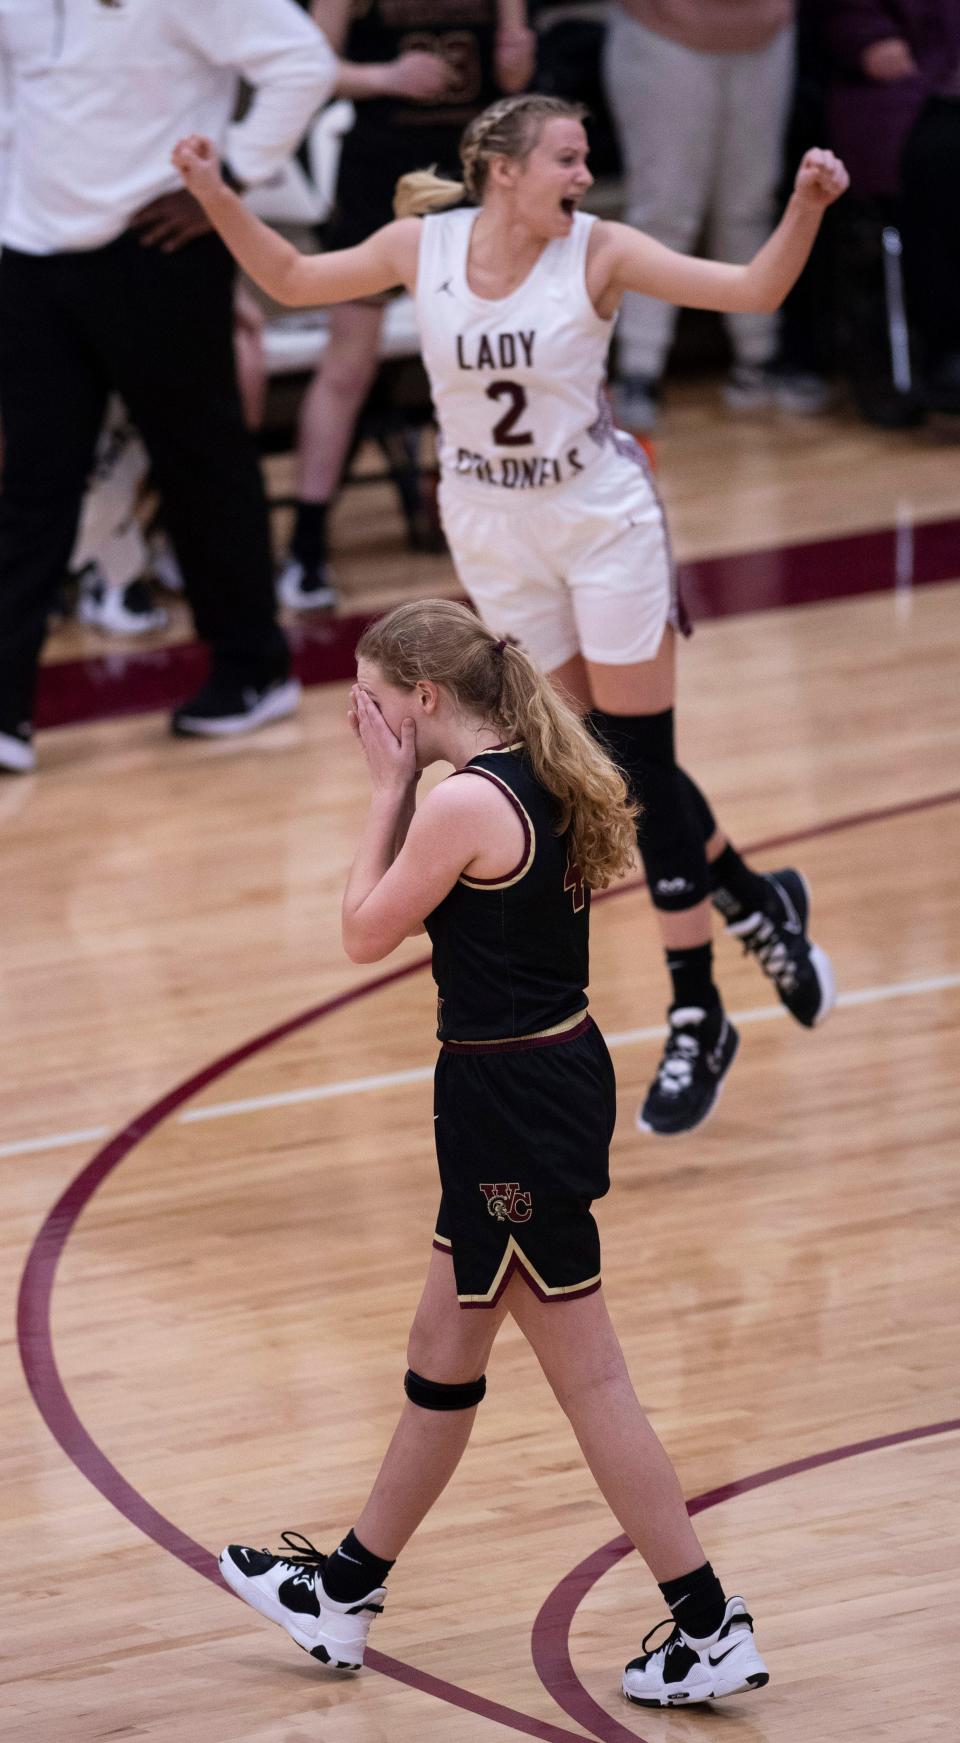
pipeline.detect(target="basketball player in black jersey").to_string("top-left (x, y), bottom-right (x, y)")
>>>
top-left (218, 599), bottom-right (771, 1710)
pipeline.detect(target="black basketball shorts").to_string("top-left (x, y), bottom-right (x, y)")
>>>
top-left (432, 1016), bottom-right (617, 1308)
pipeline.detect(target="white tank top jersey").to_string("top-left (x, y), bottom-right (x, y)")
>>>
top-left (415, 207), bottom-right (616, 497)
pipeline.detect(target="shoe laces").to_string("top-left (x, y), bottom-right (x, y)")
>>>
top-left (267, 1530), bottom-right (328, 1575)
top-left (654, 1025), bottom-right (702, 1096)
top-left (640, 1617), bottom-right (685, 1661)
top-left (731, 912), bottom-right (799, 993)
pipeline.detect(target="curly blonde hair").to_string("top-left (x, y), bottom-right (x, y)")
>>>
top-left (357, 599), bottom-right (637, 889)
top-left (394, 94), bottom-right (588, 217)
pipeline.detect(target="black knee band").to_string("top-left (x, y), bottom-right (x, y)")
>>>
top-left (404, 1368), bottom-right (486, 1411)
top-left (589, 708), bottom-right (713, 912)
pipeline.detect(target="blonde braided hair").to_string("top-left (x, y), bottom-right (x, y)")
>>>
top-left (394, 94), bottom-right (588, 218)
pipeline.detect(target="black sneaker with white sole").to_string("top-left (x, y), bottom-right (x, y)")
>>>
top-left (171, 673), bottom-right (301, 738)
top-left (722, 867), bottom-right (835, 1028)
top-left (277, 555), bottom-right (339, 612)
top-left (219, 1532), bottom-right (385, 1668)
top-left (638, 1003), bottom-right (739, 1136)
top-left (623, 1596), bottom-right (769, 1707)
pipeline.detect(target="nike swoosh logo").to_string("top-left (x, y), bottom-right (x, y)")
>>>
top-left (771, 878), bottom-right (802, 933)
top-left (709, 1644), bottom-right (740, 1666)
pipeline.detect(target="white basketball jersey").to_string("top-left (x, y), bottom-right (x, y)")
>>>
top-left (415, 207), bottom-right (615, 496)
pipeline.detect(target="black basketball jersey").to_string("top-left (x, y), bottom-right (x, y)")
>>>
top-left (423, 744), bottom-right (590, 1043)
top-left (344, 0), bottom-right (499, 139)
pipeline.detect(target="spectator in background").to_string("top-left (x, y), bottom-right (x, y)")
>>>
top-left (820, 0), bottom-right (960, 418)
top-left (0, 0), bottom-right (460, 774)
top-left (602, 0), bottom-right (796, 433)
top-left (69, 290), bottom-right (267, 641)
top-left (277, 0), bottom-right (535, 612)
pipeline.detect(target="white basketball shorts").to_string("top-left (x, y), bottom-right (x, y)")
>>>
top-left (438, 444), bottom-right (678, 673)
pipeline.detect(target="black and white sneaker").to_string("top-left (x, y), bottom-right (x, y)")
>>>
top-left (76, 565), bottom-right (168, 636)
top-left (623, 1596), bottom-right (769, 1707)
top-left (638, 1004), bottom-right (739, 1136)
top-left (723, 868), bottom-right (835, 1028)
top-left (0, 723), bottom-right (36, 775)
top-left (219, 1533), bottom-right (385, 1668)
top-left (277, 555), bottom-right (338, 612)
top-left (171, 673), bottom-right (301, 738)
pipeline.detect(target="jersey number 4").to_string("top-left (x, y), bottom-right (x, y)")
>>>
top-left (486, 380), bottom-right (533, 447)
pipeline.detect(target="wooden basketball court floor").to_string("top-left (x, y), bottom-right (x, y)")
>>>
top-left (4, 395), bottom-right (960, 1742)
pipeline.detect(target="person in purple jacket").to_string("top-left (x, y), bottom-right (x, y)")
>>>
top-left (819, 0), bottom-right (960, 414)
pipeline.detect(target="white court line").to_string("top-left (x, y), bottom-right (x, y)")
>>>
top-left (3, 970), bottom-right (958, 1162)
top-left (0, 1123), bottom-right (111, 1161)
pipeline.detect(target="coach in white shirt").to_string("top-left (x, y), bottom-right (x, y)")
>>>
top-left (0, 0), bottom-right (424, 770)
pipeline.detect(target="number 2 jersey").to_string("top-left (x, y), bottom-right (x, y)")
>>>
top-left (415, 207), bottom-right (615, 496)
top-left (423, 745), bottom-right (590, 1043)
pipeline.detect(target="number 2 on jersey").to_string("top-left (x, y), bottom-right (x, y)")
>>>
top-left (486, 380), bottom-right (533, 447)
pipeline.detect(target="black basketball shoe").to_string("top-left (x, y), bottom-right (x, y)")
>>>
top-left (219, 1532), bottom-right (385, 1667)
top-left (723, 868), bottom-right (835, 1028)
top-left (171, 673), bottom-right (300, 738)
top-left (623, 1596), bottom-right (769, 1707)
top-left (637, 1003), bottom-right (739, 1136)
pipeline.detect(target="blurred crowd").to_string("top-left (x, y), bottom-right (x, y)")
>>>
top-left (0, 0), bottom-right (958, 771)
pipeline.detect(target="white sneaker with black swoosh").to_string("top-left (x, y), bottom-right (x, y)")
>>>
top-left (219, 1532), bottom-right (385, 1668)
top-left (623, 1596), bottom-right (769, 1707)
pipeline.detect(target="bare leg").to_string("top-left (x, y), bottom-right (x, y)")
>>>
top-left (509, 1282), bottom-right (704, 1580)
top-left (353, 1249), bottom-right (510, 1560)
top-left (232, 287), bottom-right (267, 432)
top-left (296, 301), bottom-right (385, 505)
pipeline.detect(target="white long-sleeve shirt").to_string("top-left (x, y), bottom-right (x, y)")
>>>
top-left (0, 0), bottom-right (337, 254)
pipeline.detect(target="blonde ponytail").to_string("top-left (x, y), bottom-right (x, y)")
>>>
top-left (356, 600), bottom-right (638, 890)
top-left (394, 168), bottom-right (465, 218)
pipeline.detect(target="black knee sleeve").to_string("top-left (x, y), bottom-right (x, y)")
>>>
top-left (589, 707), bottom-right (712, 912)
top-left (677, 767), bottom-right (717, 845)
top-left (404, 1368), bottom-right (486, 1411)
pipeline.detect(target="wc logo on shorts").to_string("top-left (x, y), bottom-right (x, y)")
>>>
top-left (479, 1182), bottom-right (532, 1223)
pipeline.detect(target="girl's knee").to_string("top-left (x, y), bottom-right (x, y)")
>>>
top-left (406, 1314), bottom-right (490, 1385)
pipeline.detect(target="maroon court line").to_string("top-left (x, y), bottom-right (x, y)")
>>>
top-left (15, 787), bottom-right (960, 1743)
top-left (35, 516), bottom-right (960, 729)
top-left (530, 1417), bottom-right (960, 1743)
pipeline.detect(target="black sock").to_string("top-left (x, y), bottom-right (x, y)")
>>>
top-left (321, 1528), bottom-right (394, 1602)
top-left (659, 1561), bottom-right (727, 1640)
top-left (708, 843), bottom-right (770, 921)
top-left (292, 500), bottom-right (329, 566)
top-left (665, 942), bottom-right (719, 1013)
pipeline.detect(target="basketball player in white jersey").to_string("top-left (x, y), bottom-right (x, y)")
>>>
top-left (174, 98), bottom-right (848, 1136)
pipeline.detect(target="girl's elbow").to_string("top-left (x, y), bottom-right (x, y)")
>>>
top-left (342, 924), bottom-right (389, 964)
top-left (343, 934), bottom-right (374, 964)
top-left (737, 288), bottom-right (780, 315)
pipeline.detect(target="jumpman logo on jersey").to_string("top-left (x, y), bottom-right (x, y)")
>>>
top-left (437, 279), bottom-right (454, 297)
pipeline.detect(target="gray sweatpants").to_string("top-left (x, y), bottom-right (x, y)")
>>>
top-left (602, 12), bottom-right (795, 378)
